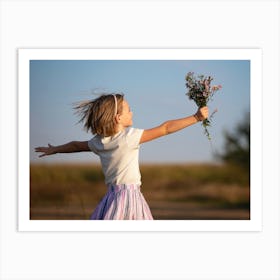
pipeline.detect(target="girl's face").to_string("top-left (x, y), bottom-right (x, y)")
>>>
top-left (118, 100), bottom-right (133, 127)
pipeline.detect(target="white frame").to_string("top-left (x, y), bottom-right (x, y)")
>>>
top-left (18, 48), bottom-right (262, 232)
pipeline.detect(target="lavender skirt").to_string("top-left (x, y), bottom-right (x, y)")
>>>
top-left (90, 184), bottom-right (153, 220)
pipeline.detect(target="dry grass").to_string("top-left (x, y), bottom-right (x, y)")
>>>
top-left (30, 163), bottom-right (250, 220)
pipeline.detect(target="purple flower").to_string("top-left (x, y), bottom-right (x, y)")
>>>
top-left (185, 72), bottom-right (222, 140)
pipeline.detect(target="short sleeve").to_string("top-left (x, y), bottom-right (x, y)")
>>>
top-left (88, 137), bottom-right (98, 154)
top-left (125, 127), bottom-right (144, 149)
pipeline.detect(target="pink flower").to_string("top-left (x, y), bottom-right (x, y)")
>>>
top-left (203, 80), bottom-right (210, 91)
top-left (212, 85), bottom-right (222, 91)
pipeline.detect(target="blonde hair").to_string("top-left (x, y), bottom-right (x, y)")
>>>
top-left (74, 93), bottom-right (124, 136)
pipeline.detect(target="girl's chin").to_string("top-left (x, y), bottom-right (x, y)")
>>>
top-left (125, 121), bottom-right (133, 127)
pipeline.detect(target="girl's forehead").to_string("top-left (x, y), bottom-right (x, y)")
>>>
top-left (123, 100), bottom-right (129, 107)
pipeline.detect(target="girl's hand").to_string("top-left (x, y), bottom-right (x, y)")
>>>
top-left (35, 144), bottom-right (56, 157)
top-left (195, 106), bottom-right (208, 121)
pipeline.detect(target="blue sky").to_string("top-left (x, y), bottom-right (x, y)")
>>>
top-left (30, 60), bottom-right (250, 163)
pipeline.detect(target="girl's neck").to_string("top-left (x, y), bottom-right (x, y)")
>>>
top-left (115, 124), bottom-right (126, 134)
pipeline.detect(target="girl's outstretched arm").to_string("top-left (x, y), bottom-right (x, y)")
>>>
top-left (140, 106), bottom-right (208, 144)
top-left (35, 141), bottom-right (90, 157)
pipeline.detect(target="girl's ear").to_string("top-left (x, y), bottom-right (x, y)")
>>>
top-left (115, 114), bottom-right (121, 124)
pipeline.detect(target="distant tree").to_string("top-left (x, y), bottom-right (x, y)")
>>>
top-left (218, 112), bottom-right (250, 170)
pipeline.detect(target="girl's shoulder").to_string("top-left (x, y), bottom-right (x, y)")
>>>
top-left (126, 127), bottom-right (143, 134)
top-left (125, 127), bottom-right (144, 148)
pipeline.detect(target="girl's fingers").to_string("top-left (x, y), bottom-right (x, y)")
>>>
top-left (35, 147), bottom-right (49, 157)
top-left (197, 107), bottom-right (208, 120)
top-left (201, 107), bottom-right (208, 117)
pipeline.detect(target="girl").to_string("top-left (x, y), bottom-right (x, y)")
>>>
top-left (35, 94), bottom-right (208, 220)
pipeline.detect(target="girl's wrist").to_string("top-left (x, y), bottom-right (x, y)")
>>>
top-left (193, 113), bottom-right (200, 122)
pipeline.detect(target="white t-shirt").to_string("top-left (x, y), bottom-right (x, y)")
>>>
top-left (88, 127), bottom-right (144, 185)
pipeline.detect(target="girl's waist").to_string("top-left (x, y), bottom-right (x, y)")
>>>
top-left (107, 183), bottom-right (141, 192)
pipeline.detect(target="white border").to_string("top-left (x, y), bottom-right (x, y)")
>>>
top-left (18, 48), bottom-right (262, 232)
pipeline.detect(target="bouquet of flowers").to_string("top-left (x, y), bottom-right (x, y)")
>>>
top-left (185, 72), bottom-right (222, 140)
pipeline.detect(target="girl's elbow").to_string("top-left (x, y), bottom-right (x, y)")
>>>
top-left (161, 122), bottom-right (170, 135)
top-left (72, 141), bottom-right (82, 151)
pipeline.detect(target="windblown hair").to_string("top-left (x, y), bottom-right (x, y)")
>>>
top-left (74, 93), bottom-right (124, 136)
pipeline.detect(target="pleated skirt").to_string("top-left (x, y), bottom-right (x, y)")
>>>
top-left (90, 184), bottom-right (153, 220)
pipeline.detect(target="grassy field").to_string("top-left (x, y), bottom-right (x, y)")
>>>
top-left (30, 163), bottom-right (250, 220)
